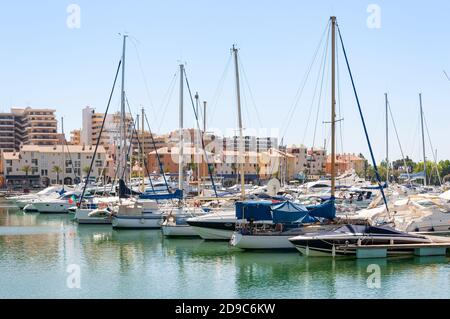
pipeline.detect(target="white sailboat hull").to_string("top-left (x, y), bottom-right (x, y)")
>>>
top-left (75, 209), bottom-right (111, 225)
top-left (111, 215), bottom-right (162, 229)
top-left (191, 226), bottom-right (234, 240)
top-left (161, 224), bottom-right (199, 237)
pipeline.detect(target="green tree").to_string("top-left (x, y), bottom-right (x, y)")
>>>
top-left (52, 166), bottom-right (62, 184)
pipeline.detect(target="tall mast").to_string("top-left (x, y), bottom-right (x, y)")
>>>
top-left (141, 107), bottom-right (145, 191)
top-left (202, 101), bottom-right (207, 194)
top-left (232, 45), bottom-right (245, 200)
top-left (419, 93), bottom-right (427, 186)
top-left (330, 17), bottom-right (336, 198)
top-left (195, 92), bottom-right (200, 194)
top-left (61, 116), bottom-right (65, 186)
top-left (385, 93), bottom-right (389, 182)
top-left (120, 34), bottom-right (128, 182)
top-left (178, 64), bottom-right (184, 191)
top-left (136, 113), bottom-right (141, 186)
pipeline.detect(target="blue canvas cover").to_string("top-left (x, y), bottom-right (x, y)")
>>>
top-left (306, 199), bottom-right (336, 220)
top-left (139, 189), bottom-right (183, 200)
top-left (235, 201), bottom-right (273, 221)
top-left (270, 201), bottom-right (315, 224)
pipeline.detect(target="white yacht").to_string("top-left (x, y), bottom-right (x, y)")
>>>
top-left (74, 196), bottom-right (119, 224)
top-left (32, 191), bottom-right (81, 213)
top-left (186, 209), bottom-right (237, 240)
top-left (111, 198), bottom-right (164, 229)
top-left (10, 186), bottom-right (66, 209)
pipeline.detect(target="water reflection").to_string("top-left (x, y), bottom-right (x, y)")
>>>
top-left (0, 204), bottom-right (449, 298)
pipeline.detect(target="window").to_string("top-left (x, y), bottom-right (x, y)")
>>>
top-left (66, 168), bottom-right (72, 174)
top-left (74, 161), bottom-right (80, 168)
top-left (41, 169), bottom-right (48, 176)
top-left (6, 160), bottom-right (12, 166)
top-left (31, 167), bottom-right (38, 175)
top-left (65, 160), bottom-right (72, 166)
top-left (77, 153), bottom-right (81, 160)
top-left (31, 159), bottom-right (38, 166)
top-left (6, 167), bottom-right (12, 174)
top-left (97, 153), bottom-right (101, 159)
top-left (95, 160), bottom-right (102, 167)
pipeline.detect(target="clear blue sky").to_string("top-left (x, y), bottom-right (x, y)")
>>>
top-left (0, 1), bottom-right (449, 163)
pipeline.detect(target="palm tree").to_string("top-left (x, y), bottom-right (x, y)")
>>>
top-left (52, 166), bottom-right (62, 184)
top-left (21, 165), bottom-right (31, 187)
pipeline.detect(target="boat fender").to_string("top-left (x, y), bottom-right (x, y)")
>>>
top-left (140, 218), bottom-right (145, 224)
top-left (332, 244), bottom-right (336, 257)
top-left (357, 238), bottom-right (362, 246)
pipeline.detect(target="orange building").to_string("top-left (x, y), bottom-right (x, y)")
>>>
top-left (325, 153), bottom-right (365, 175)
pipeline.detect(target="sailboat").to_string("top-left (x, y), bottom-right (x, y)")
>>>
top-left (187, 45), bottom-right (252, 240)
top-left (229, 26), bottom-right (339, 250)
top-left (160, 64), bottom-right (208, 237)
top-left (288, 16), bottom-right (440, 257)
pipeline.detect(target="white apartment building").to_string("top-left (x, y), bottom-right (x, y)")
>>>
top-left (81, 106), bottom-right (133, 151)
top-left (2, 144), bottom-right (107, 187)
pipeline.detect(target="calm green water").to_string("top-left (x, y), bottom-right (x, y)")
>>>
top-left (0, 202), bottom-right (449, 299)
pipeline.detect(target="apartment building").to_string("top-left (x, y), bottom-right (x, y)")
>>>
top-left (69, 129), bottom-right (81, 145)
top-left (222, 136), bottom-right (278, 152)
top-left (11, 107), bottom-right (59, 146)
top-left (2, 144), bottom-right (108, 188)
top-left (0, 107), bottom-right (58, 152)
top-left (325, 153), bottom-right (366, 175)
top-left (0, 113), bottom-right (22, 152)
top-left (81, 106), bottom-right (133, 151)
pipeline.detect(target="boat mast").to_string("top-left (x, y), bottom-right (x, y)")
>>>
top-left (61, 116), bottom-right (65, 186)
top-left (330, 17), bottom-right (336, 198)
top-left (195, 92), bottom-right (201, 195)
top-left (120, 34), bottom-right (128, 183)
top-left (202, 100), bottom-right (207, 195)
top-left (141, 107), bottom-right (145, 192)
top-left (419, 93), bottom-right (427, 186)
top-left (385, 93), bottom-right (389, 182)
top-left (178, 64), bottom-right (184, 192)
top-left (232, 45), bottom-right (245, 200)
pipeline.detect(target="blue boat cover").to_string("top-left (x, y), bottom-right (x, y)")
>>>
top-left (270, 201), bottom-right (318, 224)
top-left (235, 201), bottom-right (273, 220)
top-left (236, 199), bottom-right (336, 222)
top-left (307, 199), bottom-right (336, 220)
top-left (139, 189), bottom-right (183, 200)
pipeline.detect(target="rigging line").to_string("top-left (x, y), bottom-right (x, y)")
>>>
top-left (183, 68), bottom-right (219, 199)
top-left (144, 112), bottom-right (171, 193)
top-left (208, 55), bottom-right (232, 126)
top-left (157, 70), bottom-right (178, 133)
top-left (237, 54), bottom-right (264, 128)
top-left (239, 63), bottom-right (252, 132)
top-left (301, 24), bottom-right (331, 146)
top-left (125, 95), bottom-right (156, 194)
top-left (423, 114), bottom-right (442, 185)
top-left (387, 100), bottom-right (412, 184)
top-left (336, 24), bottom-right (389, 214)
top-left (129, 38), bottom-right (158, 125)
top-left (281, 20), bottom-right (330, 140)
top-left (80, 59), bottom-right (122, 206)
top-left (312, 24), bottom-right (330, 149)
